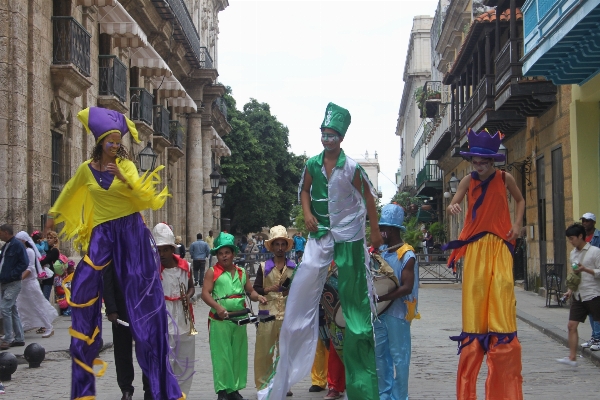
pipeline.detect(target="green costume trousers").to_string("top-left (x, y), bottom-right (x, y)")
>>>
top-left (209, 319), bottom-right (248, 394)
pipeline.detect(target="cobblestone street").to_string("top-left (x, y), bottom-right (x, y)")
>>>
top-left (3, 285), bottom-right (598, 399)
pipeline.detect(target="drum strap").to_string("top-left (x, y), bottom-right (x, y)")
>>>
top-left (394, 243), bottom-right (415, 261)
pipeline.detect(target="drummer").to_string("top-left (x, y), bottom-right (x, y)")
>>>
top-left (374, 203), bottom-right (419, 400)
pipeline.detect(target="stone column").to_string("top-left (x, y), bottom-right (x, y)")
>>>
top-left (187, 113), bottom-right (204, 244)
top-left (202, 126), bottom-right (214, 235)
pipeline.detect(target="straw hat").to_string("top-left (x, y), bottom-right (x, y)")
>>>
top-left (153, 223), bottom-right (176, 248)
top-left (265, 225), bottom-right (294, 252)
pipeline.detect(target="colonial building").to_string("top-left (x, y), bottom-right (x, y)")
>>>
top-left (0, 0), bottom-right (232, 255)
top-left (396, 15), bottom-right (433, 200)
top-left (398, 0), bottom-right (574, 291)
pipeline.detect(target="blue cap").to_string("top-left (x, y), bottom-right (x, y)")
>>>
top-left (379, 204), bottom-right (406, 231)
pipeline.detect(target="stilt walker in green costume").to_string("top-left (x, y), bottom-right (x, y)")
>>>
top-left (201, 233), bottom-right (267, 400)
top-left (257, 102), bottom-right (383, 400)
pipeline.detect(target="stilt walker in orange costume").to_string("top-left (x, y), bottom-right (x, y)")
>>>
top-left (443, 129), bottom-right (524, 400)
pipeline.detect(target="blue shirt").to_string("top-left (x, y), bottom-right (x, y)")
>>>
top-left (189, 240), bottom-right (210, 260)
top-left (590, 229), bottom-right (600, 249)
top-left (293, 236), bottom-right (306, 251)
top-left (379, 244), bottom-right (418, 321)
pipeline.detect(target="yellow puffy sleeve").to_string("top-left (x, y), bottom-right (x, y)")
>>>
top-left (49, 161), bottom-right (94, 250)
top-left (117, 159), bottom-right (170, 211)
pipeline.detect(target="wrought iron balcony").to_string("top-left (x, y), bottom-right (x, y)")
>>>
top-left (130, 88), bottom-right (154, 126)
top-left (416, 161), bottom-right (443, 189)
top-left (52, 17), bottom-right (91, 77)
top-left (153, 105), bottom-right (170, 139)
top-left (459, 75), bottom-right (495, 130)
top-left (169, 120), bottom-right (184, 149)
top-left (213, 96), bottom-right (227, 119)
top-left (151, 0), bottom-right (214, 69)
top-left (98, 55), bottom-right (127, 102)
top-left (398, 175), bottom-right (416, 194)
top-left (494, 39), bottom-right (523, 92)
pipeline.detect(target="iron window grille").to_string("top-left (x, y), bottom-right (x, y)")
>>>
top-left (51, 132), bottom-right (63, 205)
top-left (153, 105), bottom-right (170, 139)
top-left (130, 88), bottom-right (154, 125)
top-left (52, 16), bottom-right (91, 77)
top-left (98, 55), bottom-right (127, 102)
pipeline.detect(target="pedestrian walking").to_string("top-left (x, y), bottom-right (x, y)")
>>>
top-left (556, 224), bottom-right (600, 367)
top-left (46, 107), bottom-right (182, 400)
top-left (189, 233), bottom-right (211, 287)
top-left (175, 235), bottom-right (186, 259)
top-left (39, 230), bottom-right (60, 301)
top-left (579, 212), bottom-right (600, 350)
top-left (0, 224), bottom-right (28, 350)
top-left (444, 129), bottom-right (524, 399)
top-left (14, 231), bottom-right (58, 338)
top-left (293, 232), bottom-right (306, 264)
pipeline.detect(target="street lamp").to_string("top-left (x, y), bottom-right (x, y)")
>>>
top-left (495, 144), bottom-right (507, 167)
top-left (218, 176), bottom-right (228, 195)
top-left (138, 142), bottom-right (157, 172)
top-left (449, 173), bottom-right (459, 194)
top-left (203, 168), bottom-right (221, 195)
top-left (213, 193), bottom-right (223, 207)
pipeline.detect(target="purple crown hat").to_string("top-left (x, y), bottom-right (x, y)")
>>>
top-left (459, 129), bottom-right (505, 161)
top-left (77, 107), bottom-right (140, 144)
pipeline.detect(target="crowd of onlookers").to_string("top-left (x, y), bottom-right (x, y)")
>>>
top-left (0, 225), bottom-right (76, 350)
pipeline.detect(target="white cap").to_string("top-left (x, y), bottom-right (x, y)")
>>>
top-left (153, 223), bottom-right (176, 247)
top-left (581, 213), bottom-right (596, 222)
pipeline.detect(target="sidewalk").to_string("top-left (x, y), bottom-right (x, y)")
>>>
top-left (513, 286), bottom-right (600, 366)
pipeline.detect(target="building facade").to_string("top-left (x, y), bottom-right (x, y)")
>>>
top-left (0, 0), bottom-right (232, 255)
top-left (396, 0), bottom-right (575, 291)
top-left (396, 16), bottom-right (433, 196)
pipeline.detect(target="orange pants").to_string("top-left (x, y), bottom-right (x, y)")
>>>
top-left (455, 234), bottom-right (523, 400)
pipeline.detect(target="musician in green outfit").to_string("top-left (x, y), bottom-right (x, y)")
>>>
top-left (258, 102), bottom-right (383, 400)
top-left (201, 232), bottom-right (267, 400)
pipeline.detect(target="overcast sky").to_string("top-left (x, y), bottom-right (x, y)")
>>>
top-left (218, 0), bottom-right (438, 202)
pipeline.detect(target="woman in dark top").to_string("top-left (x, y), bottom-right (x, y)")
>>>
top-left (40, 230), bottom-right (60, 301)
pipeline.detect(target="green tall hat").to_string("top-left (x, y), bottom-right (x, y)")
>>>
top-left (210, 232), bottom-right (239, 256)
top-left (321, 102), bottom-right (351, 137)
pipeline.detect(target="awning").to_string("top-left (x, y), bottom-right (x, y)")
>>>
top-left (151, 75), bottom-right (187, 98)
top-left (98, 2), bottom-right (148, 48)
top-left (130, 45), bottom-right (172, 77)
top-left (212, 128), bottom-right (231, 157)
top-left (168, 94), bottom-right (198, 113)
top-left (76, 0), bottom-right (115, 6)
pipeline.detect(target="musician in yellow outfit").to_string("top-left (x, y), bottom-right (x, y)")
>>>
top-left (46, 107), bottom-right (182, 400)
top-left (253, 226), bottom-right (295, 394)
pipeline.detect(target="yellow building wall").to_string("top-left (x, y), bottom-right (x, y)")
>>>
top-left (570, 73), bottom-right (600, 220)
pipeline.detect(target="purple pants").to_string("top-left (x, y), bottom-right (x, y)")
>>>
top-left (70, 213), bottom-right (182, 400)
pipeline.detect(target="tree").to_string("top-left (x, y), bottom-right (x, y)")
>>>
top-left (220, 89), bottom-right (306, 234)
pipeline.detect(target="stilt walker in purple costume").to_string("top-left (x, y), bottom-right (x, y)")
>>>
top-left (45, 107), bottom-right (184, 400)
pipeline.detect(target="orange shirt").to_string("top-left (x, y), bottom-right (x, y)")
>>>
top-left (445, 171), bottom-right (515, 270)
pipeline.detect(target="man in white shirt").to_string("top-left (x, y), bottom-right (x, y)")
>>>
top-left (557, 224), bottom-right (600, 366)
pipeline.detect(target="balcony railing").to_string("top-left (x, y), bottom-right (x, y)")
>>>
top-left (151, 0), bottom-right (214, 69)
top-left (98, 55), bottom-right (127, 102)
top-left (52, 16), bottom-right (91, 77)
top-left (459, 76), bottom-right (494, 128)
top-left (416, 161), bottom-right (443, 188)
top-left (169, 120), bottom-right (184, 149)
top-left (130, 88), bottom-right (154, 126)
top-left (398, 175), bottom-right (416, 193)
top-left (495, 39), bottom-right (524, 91)
top-left (153, 105), bottom-right (170, 139)
top-left (213, 96), bottom-right (227, 119)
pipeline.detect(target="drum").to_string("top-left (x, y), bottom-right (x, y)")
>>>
top-left (370, 252), bottom-right (400, 315)
top-left (321, 270), bottom-right (346, 328)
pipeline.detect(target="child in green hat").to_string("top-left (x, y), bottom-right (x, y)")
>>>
top-left (259, 102), bottom-right (383, 400)
top-left (201, 232), bottom-right (267, 400)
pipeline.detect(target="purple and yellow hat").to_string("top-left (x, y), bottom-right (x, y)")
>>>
top-left (460, 128), bottom-right (505, 162)
top-left (77, 107), bottom-right (140, 144)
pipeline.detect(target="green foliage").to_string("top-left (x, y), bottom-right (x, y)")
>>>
top-left (391, 192), bottom-right (424, 218)
top-left (428, 221), bottom-right (446, 244)
top-left (220, 88), bottom-right (306, 234)
top-left (402, 216), bottom-right (423, 250)
top-left (292, 204), bottom-right (308, 237)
